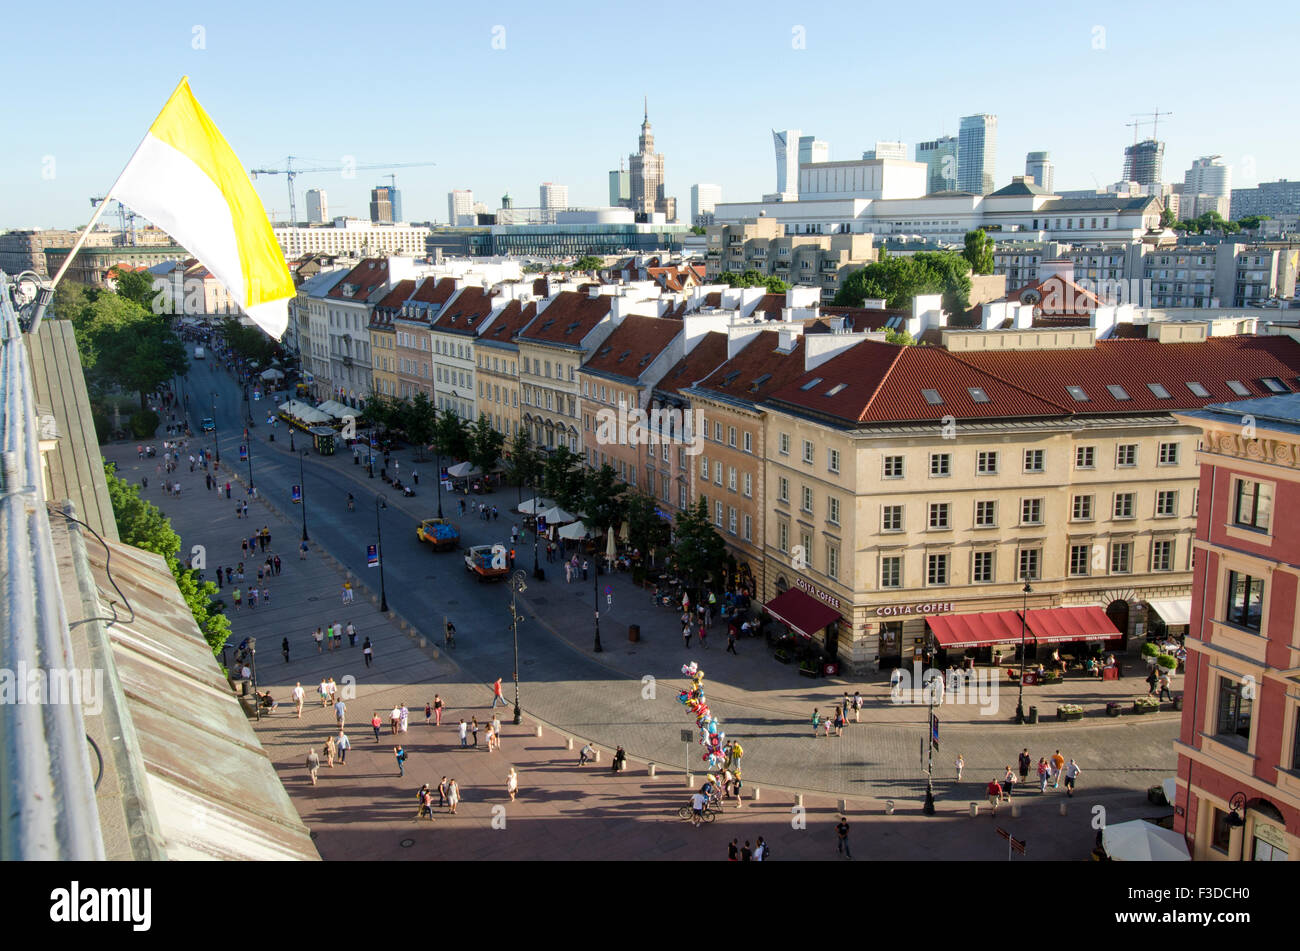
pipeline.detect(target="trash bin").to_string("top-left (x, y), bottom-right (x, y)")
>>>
top-left (1027, 705), bottom-right (1038, 724)
top-left (629, 624), bottom-right (640, 643)
top-left (239, 679), bottom-right (251, 697)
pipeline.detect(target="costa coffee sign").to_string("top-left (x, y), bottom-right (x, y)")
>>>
top-left (875, 601), bottom-right (955, 618)
top-left (795, 578), bottom-right (842, 611)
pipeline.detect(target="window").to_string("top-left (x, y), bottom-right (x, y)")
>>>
top-left (727, 426), bottom-right (736, 448)
top-left (928, 502), bottom-right (950, 529)
top-left (800, 532), bottom-right (812, 565)
top-left (1018, 548), bottom-right (1040, 581)
top-left (1110, 542), bottom-right (1132, 574)
top-left (743, 473), bottom-right (752, 498)
top-left (1225, 571), bottom-right (1264, 631)
top-left (976, 451), bottom-right (998, 474)
top-left (1075, 446), bottom-right (1095, 469)
top-left (930, 453), bottom-right (951, 477)
top-left (1021, 498), bottom-right (1042, 525)
top-left (921, 388), bottom-right (943, 405)
top-left (801, 486), bottom-right (813, 513)
top-left (1216, 677), bottom-right (1253, 742)
top-left (727, 466), bottom-right (737, 491)
top-left (968, 387), bottom-right (990, 403)
top-left (743, 514), bottom-right (752, 541)
top-left (1066, 385), bottom-right (1089, 402)
top-left (1210, 810), bottom-right (1234, 853)
top-left (974, 500), bottom-right (996, 527)
top-left (743, 432), bottom-right (753, 453)
top-left (1069, 544), bottom-right (1090, 576)
top-left (1155, 490), bottom-right (1177, 517)
top-left (1024, 449), bottom-right (1045, 473)
top-left (827, 545), bottom-right (840, 580)
top-left (1106, 384), bottom-right (1130, 400)
top-left (828, 448), bottom-right (840, 473)
top-left (1151, 539), bottom-right (1173, 571)
top-left (714, 422), bottom-right (723, 441)
top-left (778, 477), bottom-right (789, 503)
top-left (715, 501), bottom-right (723, 527)
top-left (1158, 442), bottom-right (1179, 466)
top-left (802, 440), bottom-right (814, 464)
top-left (728, 507), bottom-right (737, 534)
top-left (1233, 479), bottom-right (1273, 531)
top-left (883, 455), bottom-right (904, 479)
top-left (972, 551), bottom-right (993, 583)
top-left (926, 553), bottom-right (949, 586)
top-left (1072, 495), bottom-right (1094, 521)
top-left (1186, 381), bottom-right (1210, 397)
top-left (779, 433), bottom-right (790, 455)
top-left (880, 556), bottom-right (902, 588)
top-left (777, 521), bottom-right (789, 553)
top-left (1148, 383), bottom-right (1171, 399)
top-left (1226, 380), bottom-right (1250, 396)
top-left (1114, 493), bottom-right (1135, 519)
top-left (827, 497), bottom-right (840, 525)
top-left (1116, 444), bottom-right (1137, 467)
top-left (1261, 377), bottom-right (1289, 394)
top-left (700, 454), bottom-right (709, 477)
top-left (882, 505), bottom-right (903, 532)
top-left (713, 461), bottom-right (722, 485)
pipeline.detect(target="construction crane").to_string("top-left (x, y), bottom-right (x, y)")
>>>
top-left (1126, 109), bottom-right (1173, 144)
top-left (89, 197), bottom-right (138, 246)
top-left (248, 157), bottom-right (436, 225)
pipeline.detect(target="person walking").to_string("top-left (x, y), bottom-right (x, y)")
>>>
top-left (1002, 765), bottom-right (1016, 802)
top-left (698, 620), bottom-right (708, 649)
top-left (852, 691), bottom-right (863, 723)
top-left (1018, 748), bottom-right (1031, 786)
top-left (1051, 749), bottom-right (1065, 789)
top-left (955, 753), bottom-right (964, 782)
top-left (312, 627), bottom-right (324, 653)
top-left (726, 626), bottom-right (738, 655)
top-left (835, 816), bottom-right (853, 859)
top-left (1146, 666), bottom-right (1160, 696)
top-left (987, 777), bottom-right (1002, 815)
top-left (458, 718), bottom-right (469, 748)
top-left (299, 539), bottom-right (308, 560)
top-left (362, 637), bottom-right (373, 668)
top-left (342, 581), bottom-right (353, 605)
top-left (291, 682), bottom-right (305, 718)
top-left (444, 620), bottom-right (456, 648)
top-left (433, 694), bottom-right (444, 726)
top-left (415, 784), bottom-right (434, 821)
top-left (281, 637), bottom-right (290, 663)
top-left (394, 745), bottom-right (407, 778)
top-left (399, 704), bottom-right (409, 734)
top-left (728, 839), bottom-right (739, 861)
top-left (578, 742), bottom-right (594, 766)
top-left (390, 705), bottom-right (401, 735)
top-left (323, 735), bottom-right (337, 768)
top-left (564, 561), bottom-right (572, 584)
top-left (1038, 756), bottom-right (1051, 793)
top-left (812, 708), bottom-right (821, 737)
top-left (485, 723), bottom-right (497, 752)
top-left (492, 715), bottom-right (502, 749)
top-left (334, 697), bottom-right (346, 730)
top-left (506, 767), bottom-right (518, 802)
top-left (682, 614), bottom-right (692, 649)
top-left (438, 776), bottom-right (449, 810)
top-left (1064, 759), bottom-right (1081, 797)
top-left (1158, 669), bottom-right (1174, 702)
top-left (273, 554), bottom-right (281, 575)
top-left (447, 779), bottom-right (460, 815)
top-left (471, 716), bottom-right (479, 747)
top-left (833, 707), bottom-right (845, 737)
top-left (306, 748), bottom-right (320, 786)
top-left (346, 621), bottom-right (357, 647)
top-left (424, 702), bottom-right (433, 727)
top-left (231, 588), bottom-right (241, 610)
top-left (491, 677), bottom-right (506, 708)
top-left (371, 713), bottom-right (382, 742)
top-left (335, 732), bottom-right (350, 764)
top-left (754, 837), bottom-right (768, 861)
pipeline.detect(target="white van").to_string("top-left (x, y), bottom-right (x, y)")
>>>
top-left (194, 346), bottom-right (205, 359)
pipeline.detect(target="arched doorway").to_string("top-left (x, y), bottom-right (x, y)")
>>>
top-left (1246, 799), bottom-right (1289, 861)
top-left (1106, 599), bottom-right (1130, 646)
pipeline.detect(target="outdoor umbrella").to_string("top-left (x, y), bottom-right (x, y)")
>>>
top-left (447, 461), bottom-right (482, 479)
top-left (260, 368), bottom-right (284, 381)
top-left (1101, 820), bottom-right (1191, 861)
top-left (557, 521), bottom-right (589, 540)
top-left (605, 526), bottom-right (617, 565)
top-left (540, 506), bottom-right (577, 525)
top-left (517, 497), bottom-right (553, 515)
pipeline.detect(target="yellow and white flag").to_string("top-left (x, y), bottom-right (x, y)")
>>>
top-left (111, 77), bottom-right (293, 338)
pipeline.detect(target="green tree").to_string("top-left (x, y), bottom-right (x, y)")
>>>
top-left (503, 428), bottom-right (542, 505)
top-left (714, 270), bottom-right (790, 293)
top-left (220, 315), bottom-right (276, 367)
top-left (962, 230), bottom-right (995, 275)
top-left (689, 225), bottom-right (707, 236)
top-left (573, 255), bottom-right (604, 271)
top-left (580, 463), bottom-right (627, 538)
top-left (74, 293), bottom-right (187, 410)
top-left (1159, 207), bottom-right (1177, 228)
top-left (467, 413), bottom-right (506, 476)
top-left (672, 497), bottom-right (727, 593)
top-left (431, 407), bottom-right (470, 470)
top-left (103, 462), bottom-right (231, 655)
top-left (542, 445), bottom-right (585, 511)
top-left (882, 328), bottom-right (915, 346)
top-left (402, 391), bottom-right (439, 461)
top-left (108, 266), bottom-right (159, 312)
top-left (624, 489), bottom-right (669, 556)
top-left (361, 390), bottom-right (397, 436)
top-left (1237, 215), bottom-right (1270, 231)
top-left (833, 251), bottom-right (971, 316)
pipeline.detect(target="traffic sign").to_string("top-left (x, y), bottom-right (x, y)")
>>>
top-left (680, 730), bottom-right (694, 743)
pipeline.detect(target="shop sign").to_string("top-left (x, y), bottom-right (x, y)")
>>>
top-left (794, 578), bottom-right (842, 611)
top-left (874, 601), bottom-right (955, 618)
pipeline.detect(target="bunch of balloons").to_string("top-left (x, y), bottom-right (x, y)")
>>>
top-left (677, 662), bottom-right (742, 772)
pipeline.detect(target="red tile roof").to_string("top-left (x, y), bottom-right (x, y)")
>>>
top-left (656, 332), bottom-right (729, 397)
top-left (531, 277), bottom-right (549, 296)
top-left (477, 300), bottom-right (536, 346)
top-left (433, 285), bottom-right (492, 333)
top-left (327, 258), bottom-right (389, 299)
top-left (750, 293), bottom-right (786, 321)
top-left (375, 279), bottom-right (416, 311)
top-left (411, 276), bottom-right (458, 304)
top-left (1004, 275), bottom-right (1103, 316)
top-left (517, 291), bottom-right (612, 346)
top-left (581, 315), bottom-right (681, 379)
top-left (693, 330), bottom-right (810, 404)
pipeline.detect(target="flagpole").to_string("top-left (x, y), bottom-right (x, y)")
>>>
top-left (27, 195), bottom-right (117, 336)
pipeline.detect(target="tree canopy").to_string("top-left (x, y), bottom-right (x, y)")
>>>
top-left (399, 391), bottom-right (438, 460)
top-left (431, 407), bottom-right (469, 463)
top-left (541, 445), bottom-right (585, 510)
top-left (1174, 210), bottom-right (1242, 235)
top-left (833, 251), bottom-right (972, 316)
top-left (220, 315), bottom-right (277, 366)
top-left (467, 413), bottom-right (506, 475)
top-left (672, 497), bottom-right (727, 592)
top-left (625, 490), bottom-right (669, 555)
top-left (713, 269), bottom-right (790, 293)
top-left (580, 463), bottom-right (627, 537)
top-left (503, 428), bottom-right (542, 489)
top-left (572, 255), bottom-right (604, 271)
top-left (962, 230), bottom-right (995, 275)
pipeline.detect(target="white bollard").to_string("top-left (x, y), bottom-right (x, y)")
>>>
top-left (648, 763), bottom-right (656, 777)
top-left (1011, 803), bottom-right (1021, 818)
top-left (535, 726), bottom-right (543, 738)
top-left (796, 793), bottom-right (804, 808)
top-left (1059, 802), bottom-right (1068, 816)
top-left (752, 787), bottom-right (760, 801)
top-left (595, 749), bottom-right (601, 763)
top-left (839, 799), bottom-right (848, 813)
top-left (970, 802), bottom-right (979, 818)
top-left (566, 737), bottom-right (573, 750)
top-left (417, 637), bottom-right (426, 648)
top-left (885, 800), bottom-right (895, 815)
top-left (687, 773), bottom-right (696, 788)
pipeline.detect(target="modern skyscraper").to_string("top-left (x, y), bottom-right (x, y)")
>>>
top-left (798, 135), bottom-right (829, 165)
top-left (690, 184), bottom-right (723, 227)
top-left (1122, 139), bottom-right (1165, 190)
top-left (447, 189), bottom-right (474, 226)
top-left (629, 99), bottom-right (675, 220)
top-left (862, 141), bottom-right (907, 161)
top-left (958, 114), bottom-right (997, 194)
top-left (915, 137), bottom-right (959, 193)
top-left (773, 129), bottom-right (801, 198)
top-left (305, 188), bottom-right (328, 225)
top-left (1183, 156), bottom-right (1231, 200)
top-left (540, 183), bottom-right (569, 210)
top-left (369, 186), bottom-right (395, 223)
top-left (1025, 151), bottom-right (1054, 193)
top-left (608, 160), bottom-right (631, 208)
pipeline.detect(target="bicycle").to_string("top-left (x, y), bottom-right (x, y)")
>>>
top-left (676, 803), bottom-right (717, 823)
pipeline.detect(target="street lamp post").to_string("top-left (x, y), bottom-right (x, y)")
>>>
top-left (1015, 581), bottom-right (1033, 724)
top-left (435, 451), bottom-right (444, 519)
top-left (245, 433), bottom-right (255, 493)
top-left (375, 494), bottom-right (389, 612)
top-left (210, 392), bottom-right (220, 465)
top-left (249, 637), bottom-right (259, 722)
top-left (509, 570), bottom-right (526, 725)
top-left (923, 631), bottom-right (936, 815)
top-left (368, 428), bottom-right (375, 479)
top-left (593, 550), bottom-right (603, 653)
top-left (531, 476), bottom-right (543, 581)
top-left (297, 449), bottom-right (309, 542)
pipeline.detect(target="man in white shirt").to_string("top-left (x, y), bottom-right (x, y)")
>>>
top-left (291, 682), bottom-right (305, 718)
top-left (334, 698), bottom-right (346, 728)
top-left (458, 718), bottom-right (469, 748)
top-left (336, 731), bottom-right (350, 764)
top-left (1064, 759), bottom-right (1082, 797)
top-left (390, 705), bottom-right (402, 735)
top-left (690, 791), bottom-right (709, 827)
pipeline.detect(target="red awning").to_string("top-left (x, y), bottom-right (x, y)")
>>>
top-left (1024, 606), bottom-right (1121, 643)
top-left (926, 611), bottom-right (1026, 648)
top-left (765, 588), bottom-right (841, 639)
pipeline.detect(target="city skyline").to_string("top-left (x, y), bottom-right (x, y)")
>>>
top-left (3, 1), bottom-right (1298, 229)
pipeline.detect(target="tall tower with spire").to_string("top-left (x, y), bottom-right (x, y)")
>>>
top-left (627, 98), bottom-right (675, 221)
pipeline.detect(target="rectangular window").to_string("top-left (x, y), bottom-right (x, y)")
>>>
top-left (1233, 479), bottom-right (1273, 531)
top-left (883, 455), bottom-right (904, 479)
top-left (1211, 810), bottom-right (1233, 853)
top-left (827, 545), bottom-right (839, 581)
top-left (927, 553), bottom-right (949, 586)
top-left (1019, 548), bottom-right (1040, 581)
top-left (828, 497), bottom-right (840, 525)
top-left (880, 556), bottom-right (902, 588)
top-left (743, 432), bottom-right (753, 453)
top-left (930, 453), bottom-right (951, 477)
top-left (1114, 493), bottom-right (1135, 519)
top-left (778, 477), bottom-right (789, 503)
top-left (728, 507), bottom-right (737, 534)
top-left (1021, 498), bottom-right (1042, 525)
top-left (700, 454), bottom-right (709, 478)
top-left (972, 551), bottom-right (993, 583)
top-left (1155, 490), bottom-right (1177, 517)
top-left (778, 522), bottom-right (789, 553)
top-left (800, 532), bottom-right (812, 566)
top-left (743, 473), bottom-right (752, 498)
top-left (802, 439), bottom-right (814, 465)
top-left (727, 467), bottom-right (737, 491)
top-left (715, 501), bottom-right (723, 527)
top-left (743, 514), bottom-right (752, 541)
top-left (801, 486), bottom-right (813, 513)
top-left (728, 426), bottom-right (737, 448)
top-left (1075, 446), bottom-right (1095, 469)
top-left (1151, 539), bottom-right (1173, 571)
top-left (1216, 677), bottom-right (1253, 742)
top-left (1110, 542), bottom-right (1132, 574)
top-left (828, 448), bottom-right (840, 473)
top-left (882, 505), bottom-right (903, 532)
top-left (1024, 449), bottom-right (1045, 472)
top-left (974, 500), bottom-right (996, 527)
top-left (779, 433), bottom-right (790, 455)
top-left (713, 461), bottom-right (722, 485)
top-left (1225, 571), bottom-right (1265, 631)
top-left (928, 502), bottom-right (950, 529)
top-left (976, 451), bottom-right (998, 474)
top-left (714, 422), bottom-right (722, 442)
top-left (1069, 544), bottom-right (1090, 576)
top-left (1158, 442), bottom-right (1180, 465)
top-left (1116, 444), bottom-right (1137, 467)
top-left (1072, 495), bottom-right (1094, 521)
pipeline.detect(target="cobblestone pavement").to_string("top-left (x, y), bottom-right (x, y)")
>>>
top-left (102, 359), bottom-right (1181, 857)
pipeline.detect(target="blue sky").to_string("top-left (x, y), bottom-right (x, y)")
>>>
top-left (3, 0), bottom-right (1297, 229)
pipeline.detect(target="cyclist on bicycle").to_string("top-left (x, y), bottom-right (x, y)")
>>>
top-left (346, 493), bottom-right (355, 511)
top-left (444, 620), bottom-right (456, 648)
top-left (690, 790), bottom-right (710, 826)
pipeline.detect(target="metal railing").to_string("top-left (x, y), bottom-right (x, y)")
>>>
top-left (0, 273), bottom-right (106, 860)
